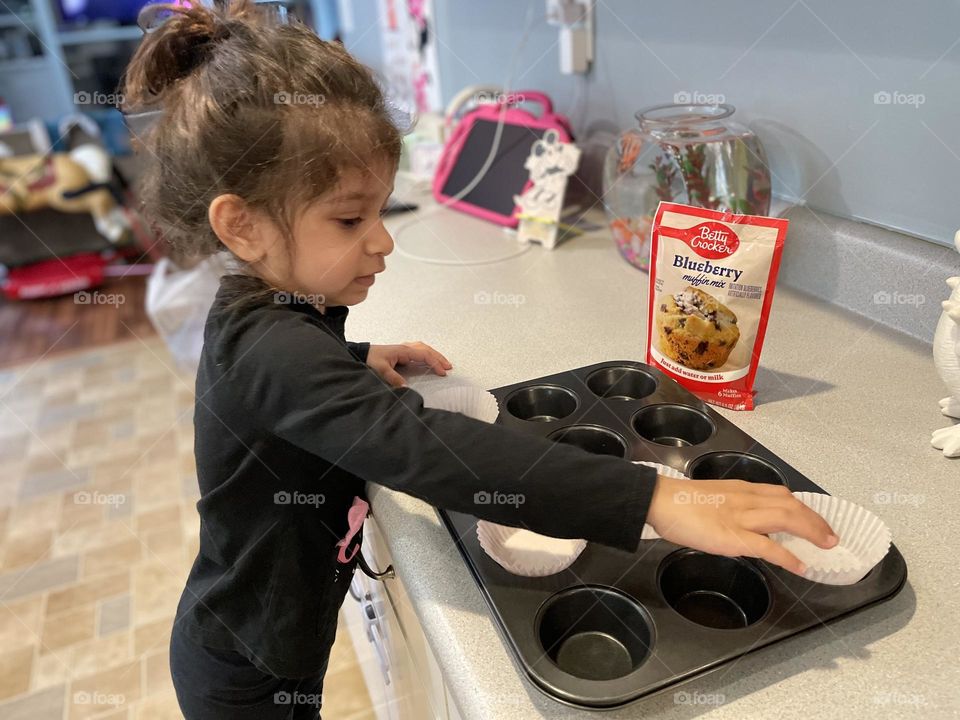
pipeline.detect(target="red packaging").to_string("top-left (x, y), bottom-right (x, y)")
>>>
top-left (645, 202), bottom-right (788, 411)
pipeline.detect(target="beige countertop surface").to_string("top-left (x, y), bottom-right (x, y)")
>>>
top-left (345, 184), bottom-right (958, 719)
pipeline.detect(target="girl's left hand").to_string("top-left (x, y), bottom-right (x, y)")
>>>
top-left (366, 342), bottom-right (453, 387)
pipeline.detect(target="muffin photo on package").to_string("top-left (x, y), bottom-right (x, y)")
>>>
top-left (646, 202), bottom-right (788, 410)
top-left (656, 286), bottom-right (740, 370)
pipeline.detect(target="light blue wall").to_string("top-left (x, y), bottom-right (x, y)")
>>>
top-left (343, 1), bottom-right (960, 248)
top-left (340, 0), bottom-right (384, 76)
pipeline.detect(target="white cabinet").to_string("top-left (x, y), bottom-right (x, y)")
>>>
top-left (343, 570), bottom-right (392, 717)
top-left (343, 517), bottom-right (460, 720)
top-left (446, 686), bottom-right (465, 720)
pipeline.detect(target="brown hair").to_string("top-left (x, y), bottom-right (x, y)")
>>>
top-left (122, 0), bottom-right (403, 260)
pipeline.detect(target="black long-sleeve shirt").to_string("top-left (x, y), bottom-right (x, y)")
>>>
top-left (176, 274), bottom-right (657, 678)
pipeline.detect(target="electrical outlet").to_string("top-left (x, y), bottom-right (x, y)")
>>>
top-left (546, 0), bottom-right (593, 75)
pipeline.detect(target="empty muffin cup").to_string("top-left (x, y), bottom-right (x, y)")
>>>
top-left (632, 404), bottom-right (715, 447)
top-left (586, 367), bottom-right (658, 401)
top-left (687, 452), bottom-right (787, 486)
top-left (505, 385), bottom-right (578, 422)
top-left (659, 550), bottom-right (770, 630)
top-left (537, 586), bottom-right (654, 681)
top-left (549, 425), bottom-right (628, 458)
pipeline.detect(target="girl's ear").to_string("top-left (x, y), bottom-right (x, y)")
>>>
top-left (208, 194), bottom-right (269, 263)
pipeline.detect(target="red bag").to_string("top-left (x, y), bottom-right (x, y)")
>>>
top-left (646, 202), bottom-right (788, 411)
top-left (3, 253), bottom-right (106, 300)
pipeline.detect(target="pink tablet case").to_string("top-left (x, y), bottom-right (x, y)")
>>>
top-left (432, 91), bottom-right (573, 228)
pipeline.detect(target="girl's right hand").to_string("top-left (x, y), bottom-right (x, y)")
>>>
top-left (646, 475), bottom-right (839, 575)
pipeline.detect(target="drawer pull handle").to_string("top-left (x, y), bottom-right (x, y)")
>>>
top-left (358, 552), bottom-right (395, 581)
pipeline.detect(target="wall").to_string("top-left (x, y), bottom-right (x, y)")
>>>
top-left (343, 0), bottom-right (960, 249)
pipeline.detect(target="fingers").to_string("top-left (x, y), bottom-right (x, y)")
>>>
top-left (368, 356), bottom-right (407, 388)
top-left (736, 506), bottom-right (834, 546)
top-left (432, 348), bottom-right (453, 369)
top-left (398, 343), bottom-right (450, 376)
top-left (379, 365), bottom-right (406, 388)
top-left (710, 481), bottom-right (838, 549)
top-left (744, 497), bottom-right (837, 548)
top-left (742, 481), bottom-right (793, 498)
top-left (404, 341), bottom-right (452, 369)
top-left (401, 347), bottom-right (445, 375)
top-left (738, 532), bottom-right (807, 576)
top-left (416, 342), bottom-right (453, 369)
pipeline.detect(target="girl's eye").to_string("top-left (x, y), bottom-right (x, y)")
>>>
top-left (337, 217), bottom-right (363, 229)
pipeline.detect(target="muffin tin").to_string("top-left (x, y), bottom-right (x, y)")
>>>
top-left (437, 360), bottom-right (907, 709)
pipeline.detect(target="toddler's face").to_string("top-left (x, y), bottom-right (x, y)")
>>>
top-left (279, 159), bottom-right (396, 308)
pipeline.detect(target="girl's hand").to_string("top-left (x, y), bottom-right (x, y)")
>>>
top-left (646, 475), bottom-right (839, 575)
top-left (366, 342), bottom-right (453, 388)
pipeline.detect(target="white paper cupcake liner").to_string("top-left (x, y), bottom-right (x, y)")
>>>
top-left (428, 381), bottom-right (572, 576)
top-left (635, 460), bottom-right (686, 479)
top-left (419, 385), bottom-right (500, 423)
top-left (477, 521), bottom-right (587, 577)
top-left (770, 492), bottom-right (892, 585)
top-left (634, 461), bottom-right (688, 540)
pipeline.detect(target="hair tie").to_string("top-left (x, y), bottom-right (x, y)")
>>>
top-left (138, 1), bottom-right (195, 33)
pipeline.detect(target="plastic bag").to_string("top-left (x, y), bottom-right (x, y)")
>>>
top-left (146, 254), bottom-right (229, 373)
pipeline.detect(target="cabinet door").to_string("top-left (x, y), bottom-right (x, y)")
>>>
top-left (342, 572), bottom-right (393, 720)
top-left (383, 568), bottom-right (448, 719)
top-left (445, 686), bottom-right (465, 720)
top-left (374, 585), bottom-right (442, 720)
top-left (362, 518), bottom-right (448, 720)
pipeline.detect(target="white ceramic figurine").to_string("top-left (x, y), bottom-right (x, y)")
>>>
top-left (513, 129), bottom-right (580, 250)
top-left (931, 229), bottom-right (960, 457)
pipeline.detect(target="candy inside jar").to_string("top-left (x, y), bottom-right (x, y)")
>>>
top-left (602, 103), bottom-right (772, 271)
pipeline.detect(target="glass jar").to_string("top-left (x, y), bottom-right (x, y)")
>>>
top-left (602, 104), bottom-right (771, 271)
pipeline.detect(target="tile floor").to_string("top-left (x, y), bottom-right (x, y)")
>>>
top-left (0, 338), bottom-right (376, 719)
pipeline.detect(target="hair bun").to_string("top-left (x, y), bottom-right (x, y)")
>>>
top-left (124, 3), bottom-right (232, 106)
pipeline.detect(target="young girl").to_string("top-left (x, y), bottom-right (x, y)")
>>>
top-left (123, 3), bottom-right (836, 718)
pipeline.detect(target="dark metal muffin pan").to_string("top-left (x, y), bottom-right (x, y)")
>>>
top-left (437, 360), bottom-right (907, 710)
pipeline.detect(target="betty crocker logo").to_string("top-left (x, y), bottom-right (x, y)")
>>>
top-left (659, 221), bottom-right (740, 259)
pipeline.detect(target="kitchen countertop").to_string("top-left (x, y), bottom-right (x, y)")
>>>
top-left (346, 182), bottom-right (958, 719)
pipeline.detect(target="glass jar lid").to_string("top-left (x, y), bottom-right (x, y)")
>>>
top-left (636, 103), bottom-right (740, 142)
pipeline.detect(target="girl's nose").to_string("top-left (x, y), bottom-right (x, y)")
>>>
top-left (368, 222), bottom-right (394, 257)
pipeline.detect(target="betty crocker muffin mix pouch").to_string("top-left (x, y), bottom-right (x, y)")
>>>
top-left (645, 202), bottom-right (788, 411)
